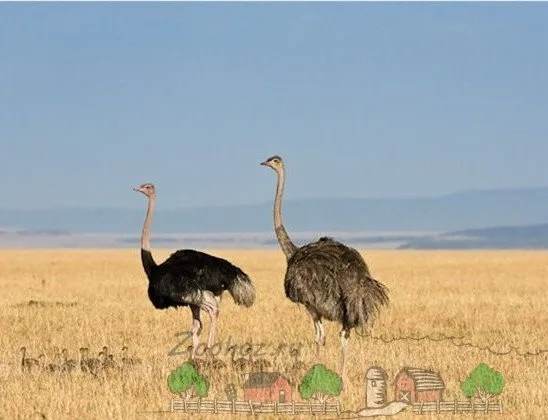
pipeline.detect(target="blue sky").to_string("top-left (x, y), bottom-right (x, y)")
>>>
top-left (1, 3), bottom-right (547, 209)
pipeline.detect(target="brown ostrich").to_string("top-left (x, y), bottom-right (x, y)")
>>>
top-left (230, 350), bottom-right (252, 372)
top-left (120, 346), bottom-right (142, 368)
top-left (249, 352), bottom-right (272, 372)
top-left (289, 348), bottom-right (306, 372)
top-left (79, 347), bottom-right (102, 376)
top-left (192, 351), bottom-right (227, 371)
top-left (261, 155), bottom-right (389, 377)
top-left (20, 347), bottom-right (39, 373)
top-left (60, 349), bottom-right (77, 373)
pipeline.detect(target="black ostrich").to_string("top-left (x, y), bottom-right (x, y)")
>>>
top-left (133, 183), bottom-right (255, 358)
top-left (260, 156), bottom-right (389, 377)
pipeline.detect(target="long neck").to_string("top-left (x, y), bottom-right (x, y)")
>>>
top-left (273, 166), bottom-right (297, 260)
top-left (140, 195), bottom-right (158, 278)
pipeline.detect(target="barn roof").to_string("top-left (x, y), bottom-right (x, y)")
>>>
top-left (393, 367), bottom-right (445, 391)
top-left (243, 372), bottom-right (287, 389)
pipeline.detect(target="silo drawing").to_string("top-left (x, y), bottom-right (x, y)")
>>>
top-left (365, 366), bottom-right (388, 408)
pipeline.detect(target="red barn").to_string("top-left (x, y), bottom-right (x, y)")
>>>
top-left (393, 367), bottom-right (445, 404)
top-left (243, 372), bottom-right (293, 403)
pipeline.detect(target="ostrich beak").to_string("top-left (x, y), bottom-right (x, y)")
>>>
top-left (260, 161), bottom-right (268, 166)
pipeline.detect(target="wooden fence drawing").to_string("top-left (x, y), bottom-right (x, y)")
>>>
top-left (171, 398), bottom-right (505, 416)
top-left (412, 399), bottom-right (503, 415)
top-left (171, 398), bottom-right (341, 415)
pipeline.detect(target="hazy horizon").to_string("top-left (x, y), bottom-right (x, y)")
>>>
top-left (2, 182), bottom-right (548, 211)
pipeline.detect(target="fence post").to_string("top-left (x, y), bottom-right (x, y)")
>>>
top-left (183, 398), bottom-right (187, 413)
top-left (232, 399), bottom-right (235, 414)
top-left (419, 402), bottom-right (424, 414)
top-left (323, 401), bottom-right (326, 415)
top-left (337, 400), bottom-right (341, 416)
top-left (170, 399), bottom-right (174, 412)
top-left (292, 401), bottom-right (295, 415)
top-left (436, 400), bottom-right (440, 413)
top-left (248, 401), bottom-right (255, 415)
top-left (454, 399), bottom-right (457, 414)
top-left (471, 399), bottom-right (474, 413)
top-left (485, 399), bottom-right (489, 414)
top-left (309, 400), bottom-right (312, 415)
top-left (274, 401), bottom-right (277, 415)
top-left (214, 398), bottom-right (217, 414)
top-left (499, 398), bottom-right (503, 414)
top-left (198, 398), bottom-right (201, 413)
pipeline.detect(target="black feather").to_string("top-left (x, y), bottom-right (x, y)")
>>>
top-left (143, 249), bottom-right (255, 310)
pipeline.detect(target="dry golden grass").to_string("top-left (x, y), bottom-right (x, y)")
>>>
top-left (0, 249), bottom-right (546, 419)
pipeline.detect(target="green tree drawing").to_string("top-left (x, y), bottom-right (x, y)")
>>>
top-left (460, 363), bottom-right (505, 403)
top-left (167, 362), bottom-right (209, 400)
top-left (298, 364), bottom-right (343, 403)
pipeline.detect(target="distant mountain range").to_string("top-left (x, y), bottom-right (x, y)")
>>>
top-left (1, 186), bottom-right (548, 234)
top-left (1, 186), bottom-right (548, 249)
top-left (399, 224), bottom-right (548, 249)
top-left (2, 224), bottom-right (548, 249)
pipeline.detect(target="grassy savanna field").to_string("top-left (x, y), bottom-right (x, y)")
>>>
top-left (0, 249), bottom-right (546, 419)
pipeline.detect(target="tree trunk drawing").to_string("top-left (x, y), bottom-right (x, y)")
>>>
top-left (476, 389), bottom-right (493, 403)
top-left (314, 392), bottom-right (331, 403)
top-left (180, 388), bottom-right (196, 400)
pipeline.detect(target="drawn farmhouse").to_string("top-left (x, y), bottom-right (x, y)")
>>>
top-left (393, 367), bottom-right (445, 404)
top-left (243, 372), bottom-right (293, 403)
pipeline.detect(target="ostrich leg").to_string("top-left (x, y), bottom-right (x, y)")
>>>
top-left (339, 328), bottom-right (350, 379)
top-left (190, 305), bottom-right (202, 359)
top-left (307, 307), bottom-right (325, 356)
top-left (201, 292), bottom-right (220, 349)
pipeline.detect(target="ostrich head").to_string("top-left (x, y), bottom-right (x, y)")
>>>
top-left (133, 183), bottom-right (156, 197)
top-left (260, 155), bottom-right (283, 172)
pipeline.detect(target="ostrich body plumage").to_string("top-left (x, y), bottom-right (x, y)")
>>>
top-left (284, 237), bottom-right (388, 330)
top-left (142, 248), bottom-right (254, 310)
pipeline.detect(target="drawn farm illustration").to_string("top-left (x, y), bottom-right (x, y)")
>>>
top-left (168, 361), bottom-right (505, 416)
top-left (243, 372), bottom-right (293, 403)
top-left (393, 367), bottom-right (445, 404)
top-left (170, 362), bottom-right (343, 415)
